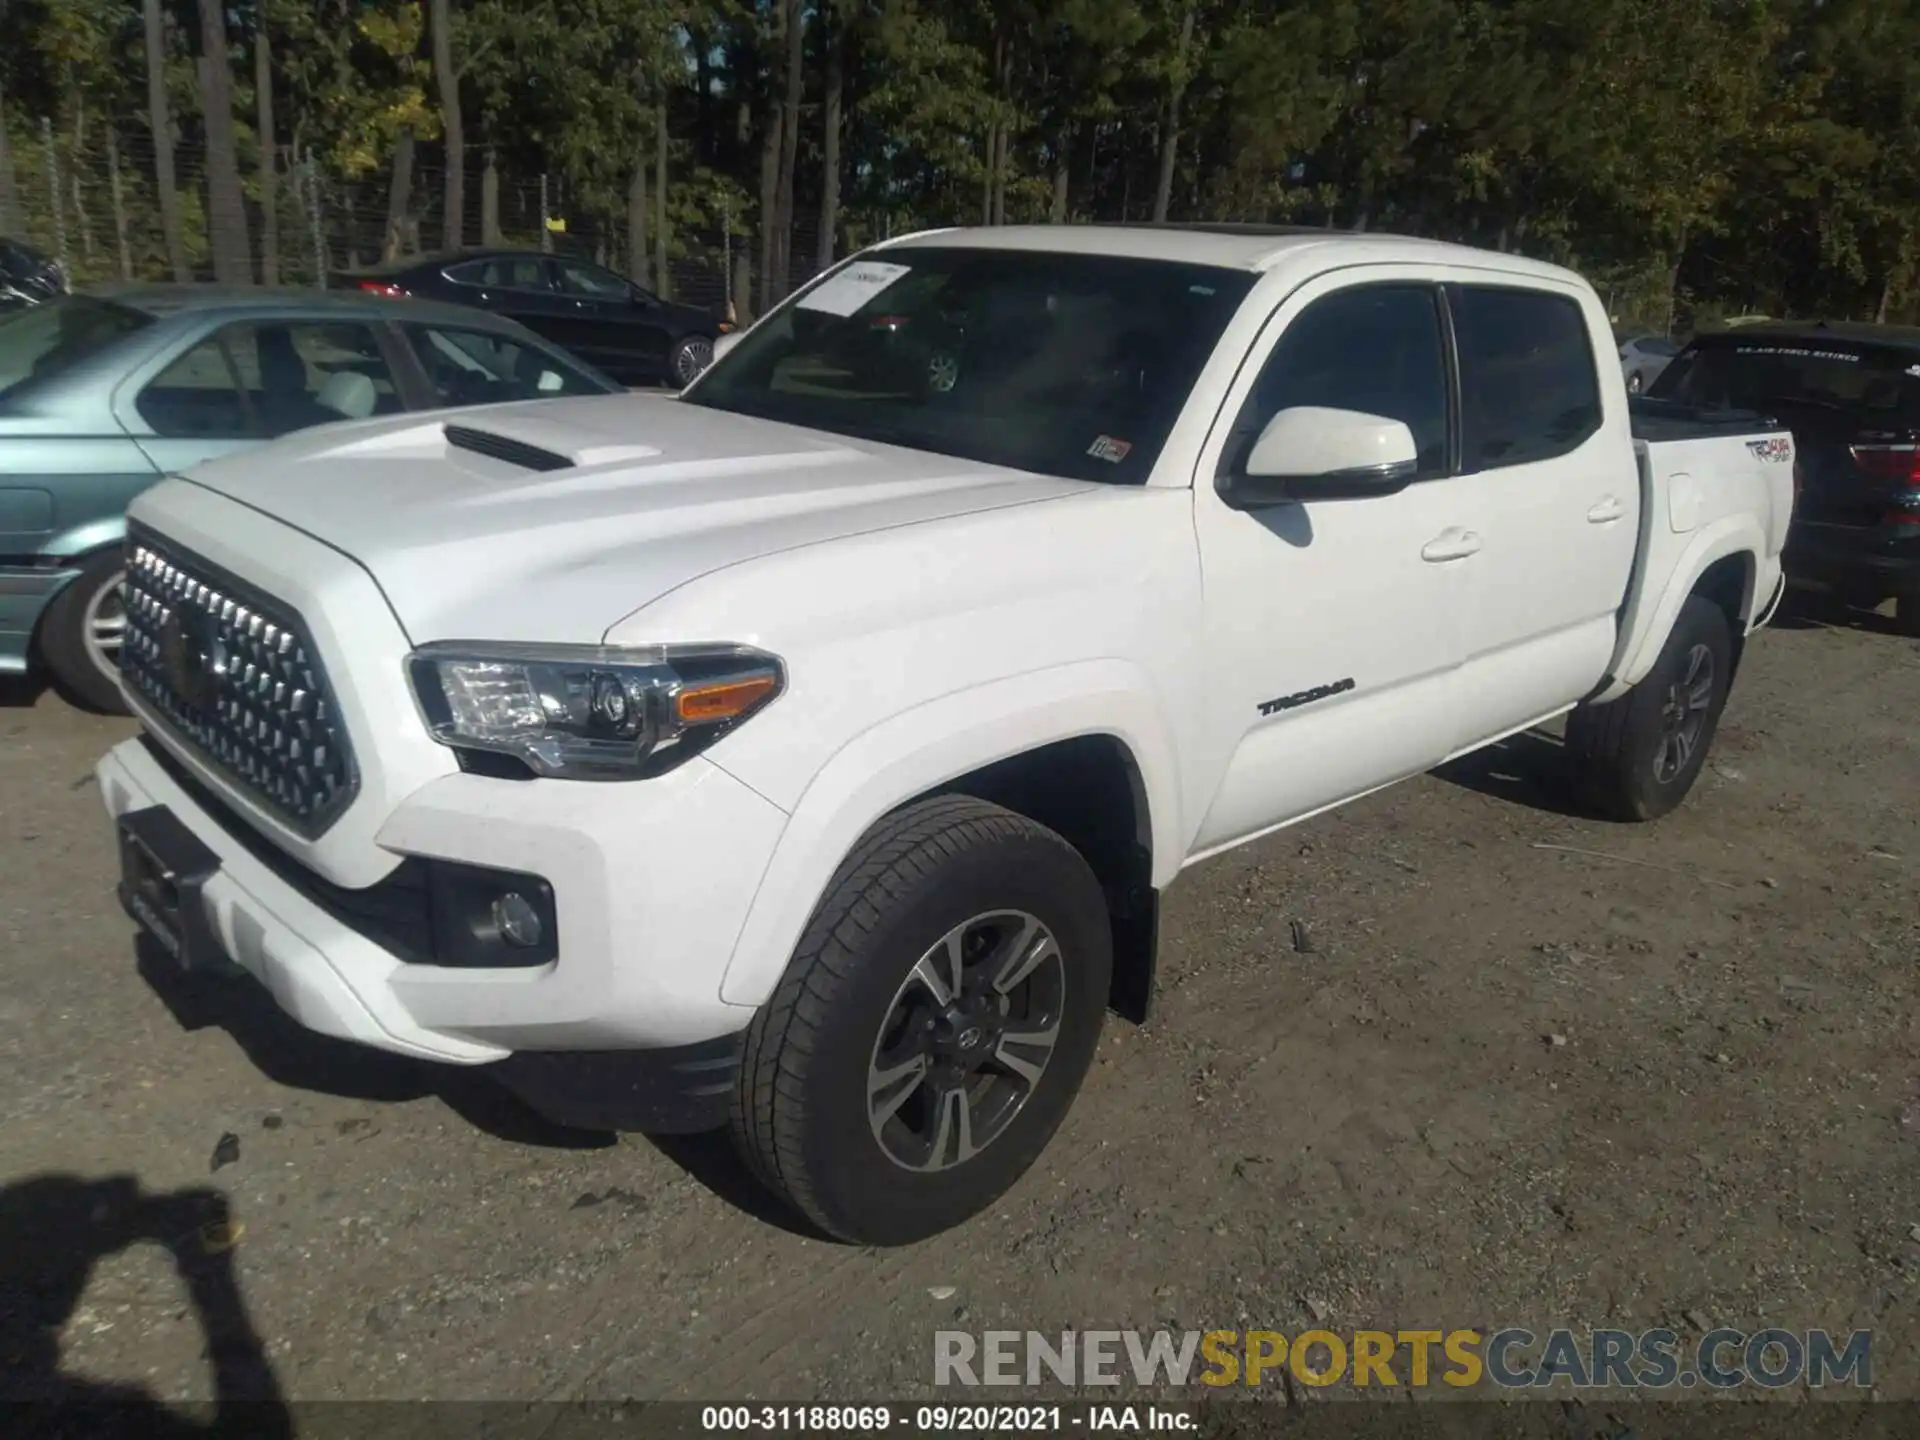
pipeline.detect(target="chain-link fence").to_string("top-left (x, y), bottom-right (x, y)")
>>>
top-left (1, 112), bottom-right (837, 320)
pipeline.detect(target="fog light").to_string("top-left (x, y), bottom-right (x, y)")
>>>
top-left (493, 892), bottom-right (544, 949)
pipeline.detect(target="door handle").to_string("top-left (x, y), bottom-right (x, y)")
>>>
top-left (1587, 496), bottom-right (1626, 524)
top-left (1421, 529), bottom-right (1483, 563)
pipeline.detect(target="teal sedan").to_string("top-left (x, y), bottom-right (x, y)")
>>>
top-left (0, 284), bottom-right (620, 711)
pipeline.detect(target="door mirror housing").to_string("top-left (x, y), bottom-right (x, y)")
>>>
top-left (1220, 405), bottom-right (1420, 509)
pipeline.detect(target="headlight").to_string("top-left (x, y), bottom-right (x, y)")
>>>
top-left (406, 641), bottom-right (784, 781)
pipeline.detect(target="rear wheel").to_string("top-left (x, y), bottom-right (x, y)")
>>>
top-left (731, 795), bottom-right (1111, 1245)
top-left (1566, 595), bottom-right (1733, 821)
top-left (39, 551), bottom-right (130, 715)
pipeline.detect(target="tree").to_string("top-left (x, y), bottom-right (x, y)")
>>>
top-left (142, 0), bottom-right (188, 280)
top-left (255, 19), bottom-right (279, 284)
top-left (196, 0), bottom-right (253, 282)
top-left (430, 0), bottom-right (462, 249)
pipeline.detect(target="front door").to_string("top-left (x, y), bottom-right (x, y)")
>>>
top-left (552, 257), bottom-right (667, 382)
top-left (1188, 274), bottom-right (1469, 853)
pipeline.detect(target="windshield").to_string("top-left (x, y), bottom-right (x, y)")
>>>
top-left (0, 294), bottom-right (152, 400)
top-left (1650, 338), bottom-right (1920, 425)
top-left (682, 247), bottom-right (1257, 484)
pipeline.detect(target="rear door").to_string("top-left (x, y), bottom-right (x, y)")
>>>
top-left (1441, 279), bottom-right (1639, 749)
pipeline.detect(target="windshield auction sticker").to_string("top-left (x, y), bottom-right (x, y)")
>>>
top-left (797, 261), bottom-right (913, 317)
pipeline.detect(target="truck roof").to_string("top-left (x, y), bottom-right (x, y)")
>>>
top-left (877, 223), bottom-right (1582, 286)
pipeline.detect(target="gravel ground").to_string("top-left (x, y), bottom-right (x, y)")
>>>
top-left (1, 594), bottom-right (1916, 1413)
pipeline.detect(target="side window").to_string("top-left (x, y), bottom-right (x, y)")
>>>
top-left (1450, 286), bottom-right (1601, 470)
top-left (142, 322), bottom-right (400, 439)
top-left (444, 260), bottom-right (488, 286)
top-left (405, 325), bottom-right (608, 405)
top-left (555, 260), bottom-right (632, 300)
top-left (1226, 284), bottom-right (1448, 478)
top-left (137, 327), bottom-right (259, 439)
top-left (475, 258), bottom-right (552, 292)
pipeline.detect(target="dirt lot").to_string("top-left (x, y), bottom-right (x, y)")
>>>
top-left (1, 595), bottom-right (1916, 1412)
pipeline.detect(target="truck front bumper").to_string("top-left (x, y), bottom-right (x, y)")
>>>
top-left (97, 730), bottom-right (789, 1132)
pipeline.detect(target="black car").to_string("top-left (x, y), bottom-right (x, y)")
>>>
top-left (337, 248), bottom-right (728, 388)
top-left (0, 235), bottom-right (67, 312)
top-left (1647, 321), bottom-right (1920, 634)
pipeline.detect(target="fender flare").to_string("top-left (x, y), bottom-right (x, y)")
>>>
top-left (1603, 516), bottom-right (1764, 700)
top-left (716, 659), bottom-right (1185, 1009)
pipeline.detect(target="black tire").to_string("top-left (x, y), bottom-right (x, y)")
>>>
top-left (1894, 591), bottom-right (1920, 638)
top-left (731, 795), bottom-right (1112, 1245)
top-left (1566, 595), bottom-right (1733, 822)
top-left (669, 334), bottom-right (716, 387)
top-left (38, 551), bottom-right (130, 715)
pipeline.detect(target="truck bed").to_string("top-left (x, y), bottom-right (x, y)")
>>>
top-left (1628, 394), bottom-right (1777, 443)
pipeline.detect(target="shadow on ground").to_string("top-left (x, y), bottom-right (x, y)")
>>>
top-left (1431, 727), bottom-right (1594, 819)
top-left (0, 1172), bottom-right (292, 1437)
top-left (1767, 586), bottom-right (1914, 638)
top-left (134, 938), bottom-right (615, 1152)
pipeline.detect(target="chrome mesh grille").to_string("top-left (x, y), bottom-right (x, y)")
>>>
top-left (121, 532), bottom-right (358, 836)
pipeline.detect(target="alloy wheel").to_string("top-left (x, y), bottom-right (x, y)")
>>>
top-left (866, 910), bottom-right (1065, 1173)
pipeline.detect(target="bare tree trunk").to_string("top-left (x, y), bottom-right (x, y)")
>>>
top-left (817, 10), bottom-right (843, 271)
top-left (481, 147), bottom-right (500, 243)
top-left (627, 153), bottom-right (649, 287)
top-left (732, 247), bottom-right (753, 325)
top-left (1050, 142), bottom-right (1068, 223)
top-left (143, 0), bottom-right (189, 280)
top-left (772, 0), bottom-right (804, 296)
top-left (384, 126), bottom-right (415, 261)
top-left (1152, 1), bottom-right (1196, 223)
top-left (654, 100), bottom-right (670, 300)
top-left (990, 35), bottom-right (1012, 225)
top-left (70, 101), bottom-right (94, 264)
top-left (538, 170), bottom-right (550, 251)
top-left (1876, 274), bottom-right (1894, 325)
top-left (757, 23), bottom-right (782, 314)
top-left (108, 130), bottom-right (132, 278)
top-left (195, 0), bottom-right (253, 283)
top-left (1663, 224), bottom-right (1689, 336)
top-left (431, 0), bottom-right (463, 250)
top-left (0, 80), bottom-right (19, 235)
top-left (255, 27), bottom-right (278, 284)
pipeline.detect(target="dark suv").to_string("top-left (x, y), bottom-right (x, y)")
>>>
top-left (1648, 321), bottom-right (1920, 633)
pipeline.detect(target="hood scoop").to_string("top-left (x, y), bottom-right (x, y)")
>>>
top-left (444, 423), bottom-right (574, 473)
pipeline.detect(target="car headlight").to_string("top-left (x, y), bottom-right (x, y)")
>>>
top-left (406, 641), bottom-right (784, 781)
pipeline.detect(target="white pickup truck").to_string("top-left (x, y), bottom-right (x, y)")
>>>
top-left (97, 225), bottom-right (1793, 1245)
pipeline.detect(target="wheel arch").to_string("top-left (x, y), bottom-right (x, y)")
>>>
top-left (717, 661), bottom-right (1183, 1023)
top-left (1599, 518), bottom-right (1766, 700)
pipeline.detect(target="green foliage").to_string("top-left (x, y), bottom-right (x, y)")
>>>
top-left (7, 0), bottom-right (1920, 320)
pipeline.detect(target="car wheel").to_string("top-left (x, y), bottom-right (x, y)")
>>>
top-left (670, 335), bottom-right (715, 387)
top-left (731, 795), bottom-right (1112, 1245)
top-left (39, 551), bottom-right (131, 715)
top-left (925, 350), bottom-right (962, 395)
top-left (1566, 595), bottom-right (1733, 821)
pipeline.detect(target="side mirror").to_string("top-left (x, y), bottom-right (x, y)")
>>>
top-left (711, 331), bottom-right (743, 364)
top-left (1220, 405), bottom-right (1420, 509)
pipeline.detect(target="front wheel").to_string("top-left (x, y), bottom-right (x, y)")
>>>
top-left (1566, 595), bottom-right (1733, 821)
top-left (731, 796), bottom-right (1112, 1245)
top-left (38, 551), bottom-right (131, 715)
top-left (670, 334), bottom-right (716, 388)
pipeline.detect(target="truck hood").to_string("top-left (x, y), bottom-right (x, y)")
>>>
top-left (176, 393), bottom-right (1086, 643)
